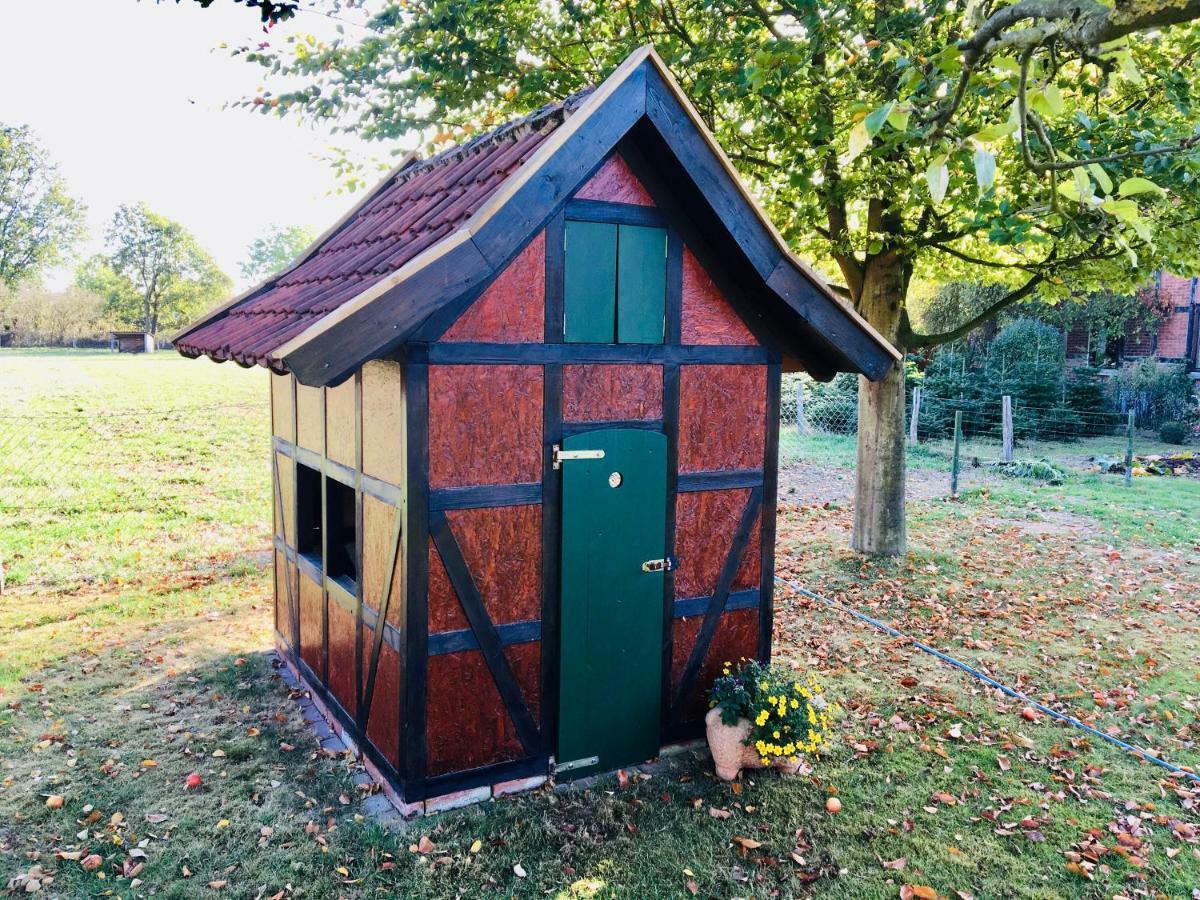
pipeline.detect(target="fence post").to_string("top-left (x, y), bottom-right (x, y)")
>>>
top-left (951, 409), bottom-right (962, 498)
top-left (1001, 395), bottom-right (1014, 463)
top-left (1124, 410), bottom-right (1135, 488)
top-left (795, 386), bottom-right (806, 437)
top-left (908, 386), bottom-right (922, 446)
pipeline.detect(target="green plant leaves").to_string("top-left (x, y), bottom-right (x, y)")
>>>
top-left (1086, 164), bottom-right (1113, 195)
top-left (926, 155), bottom-right (949, 204)
top-left (846, 120), bottom-right (871, 163)
top-left (863, 103), bottom-right (894, 137)
top-left (1117, 177), bottom-right (1164, 197)
top-left (973, 148), bottom-right (996, 194)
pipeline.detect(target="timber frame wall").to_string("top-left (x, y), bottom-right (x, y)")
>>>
top-left (271, 143), bottom-right (784, 805)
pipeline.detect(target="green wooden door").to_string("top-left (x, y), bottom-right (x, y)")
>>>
top-left (558, 428), bottom-right (667, 778)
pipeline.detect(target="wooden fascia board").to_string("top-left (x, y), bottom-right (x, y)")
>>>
top-left (638, 49), bottom-right (899, 368)
top-left (171, 152), bottom-right (419, 345)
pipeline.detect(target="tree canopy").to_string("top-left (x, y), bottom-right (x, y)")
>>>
top-left (0, 124), bottom-right (85, 289)
top-left (220, 0), bottom-right (1200, 554)
top-left (167, 0), bottom-right (298, 25)
top-left (77, 204), bottom-right (230, 337)
top-left (240, 223), bottom-right (316, 281)
top-left (235, 0), bottom-right (1200, 328)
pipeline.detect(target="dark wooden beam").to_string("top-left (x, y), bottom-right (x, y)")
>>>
top-left (565, 199), bottom-right (667, 227)
top-left (429, 483), bottom-right (542, 511)
top-left (416, 342), bottom-right (769, 365)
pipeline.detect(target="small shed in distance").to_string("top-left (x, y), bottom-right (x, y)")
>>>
top-left (175, 47), bottom-right (897, 813)
top-left (110, 331), bottom-right (154, 354)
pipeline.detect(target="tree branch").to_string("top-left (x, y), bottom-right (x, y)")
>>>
top-left (905, 271), bottom-right (1046, 347)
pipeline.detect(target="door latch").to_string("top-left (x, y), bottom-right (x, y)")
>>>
top-left (641, 556), bottom-right (678, 573)
top-left (552, 444), bottom-right (605, 469)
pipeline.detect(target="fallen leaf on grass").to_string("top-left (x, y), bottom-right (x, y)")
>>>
top-left (883, 857), bottom-right (907, 870)
top-left (469, 839), bottom-right (482, 854)
top-left (80, 855), bottom-right (102, 872)
top-left (900, 886), bottom-right (939, 900)
top-left (732, 836), bottom-right (763, 854)
top-left (709, 807), bottom-right (732, 819)
top-left (207, 879), bottom-right (227, 889)
top-left (513, 863), bottom-right (527, 878)
top-left (997, 755), bottom-right (1011, 772)
top-left (45, 794), bottom-right (63, 809)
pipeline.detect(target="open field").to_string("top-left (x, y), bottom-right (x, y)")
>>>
top-left (1, 351), bottom-right (1198, 898)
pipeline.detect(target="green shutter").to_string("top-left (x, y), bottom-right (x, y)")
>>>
top-left (616, 225), bottom-right (667, 344)
top-left (564, 220), bottom-right (617, 343)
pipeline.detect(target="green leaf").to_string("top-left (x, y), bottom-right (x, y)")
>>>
top-left (973, 148), bottom-right (996, 194)
top-left (1056, 180), bottom-right (1082, 202)
top-left (1042, 84), bottom-right (1065, 116)
top-left (1028, 91), bottom-right (1052, 118)
top-left (926, 155), bottom-right (949, 204)
top-left (1073, 167), bottom-right (1092, 201)
top-left (846, 120), bottom-right (871, 163)
top-left (1117, 177), bottom-right (1164, 197)
top-left (992, 56), bottom-right (1021, 75)
top-left (886, 105), bottom-right (911, 131)
top-left (1086, 163), bottom-right (1113, 195)
top-left (972, 120), bottom-right (1018, 143)
top-left (1101, 197), bottom-right (1139, 222)
top-left (863, 103), bottom-right (894, 137)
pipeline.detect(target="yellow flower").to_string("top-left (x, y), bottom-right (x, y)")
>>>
top-left (759, 681), bottom-right (769, 691)
top-left (790, 698), bottom-right (800, 709)
top-left (773, 730), bottom-right (781, 739)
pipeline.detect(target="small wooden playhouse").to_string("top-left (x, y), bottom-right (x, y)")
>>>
top-left (176, 47), bottom-right (897, 811)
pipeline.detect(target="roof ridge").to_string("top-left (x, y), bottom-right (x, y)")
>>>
top-left (386, 87), bottom-right (595, 190)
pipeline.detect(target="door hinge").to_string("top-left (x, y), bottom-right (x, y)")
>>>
top-left (641, 556), bottom-right (678, 573)
top-left (553, 755), bottom-right (599, 775)
top-left (552, 444), bottom-right (605, 470)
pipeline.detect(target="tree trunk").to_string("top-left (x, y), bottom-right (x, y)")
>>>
top-left (852, 257), bottom-right (909, 555)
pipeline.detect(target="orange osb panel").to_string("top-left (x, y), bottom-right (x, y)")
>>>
top-left (574, 153), bottom-right (655, 206)
top-left (681, 248), bottom-right (758, 346)
top-left (425, 642), bottom-right (541, 776)
top-left (677, 365), bottom-right (766, 473)
top-left (427, 364), bottom-right (542, 488)
top-left (427, 505), bottom-right (541, 634)
top-left (562, 363), bottom-right (663, 422)
top-left (299, 574), bottom-right (324, 677)
top-left (327, 598), bottom-right (357, 719)
top-left (442, 231), bottom-right (546, 343)
top-left (360, 637), bottom-right (402, 769)
top-left (674, 489), bottom-right (761, 599)
top-left (671, 608), bottom-right (759, 723)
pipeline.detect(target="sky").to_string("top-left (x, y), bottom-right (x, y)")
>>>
top-left (0, 0), bottom-right (389, 292)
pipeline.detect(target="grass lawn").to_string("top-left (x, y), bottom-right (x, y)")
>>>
top-left (2, 351), bottom-right (1198, 898)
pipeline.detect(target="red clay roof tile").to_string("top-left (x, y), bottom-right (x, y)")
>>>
top-left (177, 95), bottom-right (587, 370)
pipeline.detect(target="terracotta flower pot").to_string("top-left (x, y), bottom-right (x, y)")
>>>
top-left (705, 707), bottom-right (804, 782)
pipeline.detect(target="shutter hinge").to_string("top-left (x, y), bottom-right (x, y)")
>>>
top-left (551, 444), bottom-right (605, 469)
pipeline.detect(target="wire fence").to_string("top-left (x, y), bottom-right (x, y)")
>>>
top-left (778, 373), bottom-right (1197, 489)
top-left (1, 403), bottom-right (272, 591)
top-left (3, 381), bottom-right (1191, 591)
